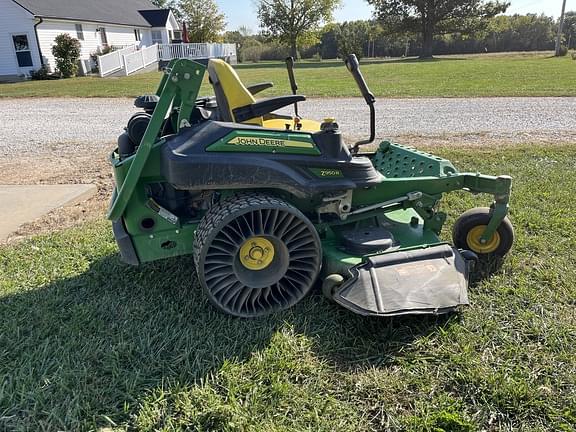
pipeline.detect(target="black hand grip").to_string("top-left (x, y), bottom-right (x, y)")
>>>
top-left (285, 56), bottom-right (299, 117)
top-left (285, 56), bottom-right (298, 94)
top-left (345, 53), bottom-right (359, 72)
top-left (345, 54), bottom-right (375, 106)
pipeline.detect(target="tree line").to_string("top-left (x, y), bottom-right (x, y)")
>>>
top-left (229, 12), bottom-right (576, 62)
top-left (151, 0), bottom-right (576, 61)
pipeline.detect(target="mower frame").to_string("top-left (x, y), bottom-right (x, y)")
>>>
top-left (108, 59), bottom-right (511, 269)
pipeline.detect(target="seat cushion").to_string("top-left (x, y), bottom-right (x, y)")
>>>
top-left (207, 59), bottom-right (262, 125)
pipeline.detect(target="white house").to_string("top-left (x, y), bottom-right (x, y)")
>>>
top-left (0, 0), bottom-right (181, 80)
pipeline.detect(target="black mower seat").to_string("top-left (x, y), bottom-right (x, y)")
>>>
top-left (207, 59), bottom-right (321, 132)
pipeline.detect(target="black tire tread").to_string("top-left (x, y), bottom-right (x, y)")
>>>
top-left (193, 192), bottom-right (321, 317)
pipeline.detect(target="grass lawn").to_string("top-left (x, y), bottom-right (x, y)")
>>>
top-left (0, 52), bottom-right (574, 99)
top-left (1, 143), bottom-right (575, 431)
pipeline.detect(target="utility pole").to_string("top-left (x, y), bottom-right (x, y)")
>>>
top-left (555, 0), bottom-right (567, 56)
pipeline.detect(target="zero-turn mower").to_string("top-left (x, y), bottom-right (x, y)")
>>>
top-left (108, 55), bottom-right (514, 318)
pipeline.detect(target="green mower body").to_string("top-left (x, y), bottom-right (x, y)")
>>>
top-left (108, 57), bottom-right (513, 318)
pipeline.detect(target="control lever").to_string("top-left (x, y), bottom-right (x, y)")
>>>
top-left (285, 56), bottom-right (299, 118)
top-left (345, 54), bottom-right (376, 152)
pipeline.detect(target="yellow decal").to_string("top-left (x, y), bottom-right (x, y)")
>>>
top-left (228, 136), bottom-right (314, 148)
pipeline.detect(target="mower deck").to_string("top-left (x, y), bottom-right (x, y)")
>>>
top-left (332, 244), bottom-right (469, 316)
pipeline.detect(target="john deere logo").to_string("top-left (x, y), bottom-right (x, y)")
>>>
top-left (228, 136), bottom-right (314, 149)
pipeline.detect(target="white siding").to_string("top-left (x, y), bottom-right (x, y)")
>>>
top-left (37, 20), bottom-right (99, 70)
top-left (37, 19), bottom-right (148, 71)
top-left (0, 0), bottom-right (41, 77)
top-left (165, 18), bottom-right (174, 39)
top-left (150, 13), bottom-right (181, 45)
top-left (165, 12), bottom-right (182, 41)
top-left (106, 25), bottom-right (143, 47)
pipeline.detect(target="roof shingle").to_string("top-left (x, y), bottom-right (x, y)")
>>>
top-left (12, 0), bottom-right (161, 27)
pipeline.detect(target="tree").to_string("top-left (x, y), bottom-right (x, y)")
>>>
top-left (224, 27), bottom-right (264, 62)
top-left (179, 0), bottom-right (226, 42)
top-left (486, 14), bottom-right (555, 52)
top-left (150, 0), bottom-right (181, 15)
top-left (367, 0), bottom-right (509, 58)
top-left (51, 33), bottom-right (81, 78)
top-left (335, 21), bottom-right (372, 59)
top-left (257, 0), bottom-right (341, 58)
top-left (563, 11), bottom-right (576, 49)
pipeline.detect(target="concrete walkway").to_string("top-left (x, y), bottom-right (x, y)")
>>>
top-left (0, 184), bottom-right (96, 240)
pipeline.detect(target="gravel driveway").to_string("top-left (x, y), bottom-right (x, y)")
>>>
top-left (1, 97), bottom-right (575, 155)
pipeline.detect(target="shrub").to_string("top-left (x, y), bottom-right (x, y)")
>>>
top-left (299, 44), bottom-right (320, 59)
top-left (242, 45), bottom-right (262, 62)
top-left (240, 39), bottom-right (263, 63)
top-left (30, 66), bottom-right (50, 80)
top-left (572, 52), bottom-right (576, 60)
top-left (260, 42), bottom-right (290, 61)
top-left (51, 33), bottom-right (81, 78)
top-left (557, 45), bottom-right (568, 56)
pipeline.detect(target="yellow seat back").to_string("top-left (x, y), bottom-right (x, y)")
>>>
top-left (207, 59), bottom-right (263, 126)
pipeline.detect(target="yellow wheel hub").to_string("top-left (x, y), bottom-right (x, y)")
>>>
top-left (466, 225), bottom-right (501, 254)
top-left (239, 237), bottom-right (275, 270)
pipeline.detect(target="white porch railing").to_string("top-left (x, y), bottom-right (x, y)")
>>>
top-left (98, 43), bottom-right (237, 77)
top-left (97, 45), bottom-right (137, 77)
top-left (158, 43), bottom-right (237, 62)
top-left (124, 44), bottom-right (159, 75)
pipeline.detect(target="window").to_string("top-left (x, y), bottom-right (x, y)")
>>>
top-left (173, 30), bottom-right (182, 40)
top-left (134, 29), bottom-right (141, 42)
top-left (168, 30), bottom-right (173, 41)
top-left (151, 30), bottom-right (163, 44)
top-left (12, 34), bottom-right (33, 67)
top-left (75, 24), bottom-right (84, 40)
top-left (98, 27), bottom-right (108, 45)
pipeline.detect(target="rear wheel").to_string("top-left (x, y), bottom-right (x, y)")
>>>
top-left (193, 194), bottom-right (322, 318)
top-left (453, 207), bottom-right (514, 258)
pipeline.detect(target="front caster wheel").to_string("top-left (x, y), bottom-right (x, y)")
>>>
top-left (193, 194), bottom-right (322, 318)
top-left (453, 207), bottom-right (514, 258)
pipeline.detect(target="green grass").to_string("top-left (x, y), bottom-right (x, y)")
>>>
top-left (1, 144), bottom-right (576, 431)
top-left (0, 52), bottom-right (574, 99)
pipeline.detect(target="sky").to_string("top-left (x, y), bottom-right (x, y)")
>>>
top-left (216, 0), bottom-right (571, 32)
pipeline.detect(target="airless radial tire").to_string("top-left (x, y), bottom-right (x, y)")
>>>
top-left (193, 193), bottom-right (322, 317)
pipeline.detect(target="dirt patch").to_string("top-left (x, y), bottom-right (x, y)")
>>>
top-left (0, 144), bottom-right (114, 244)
